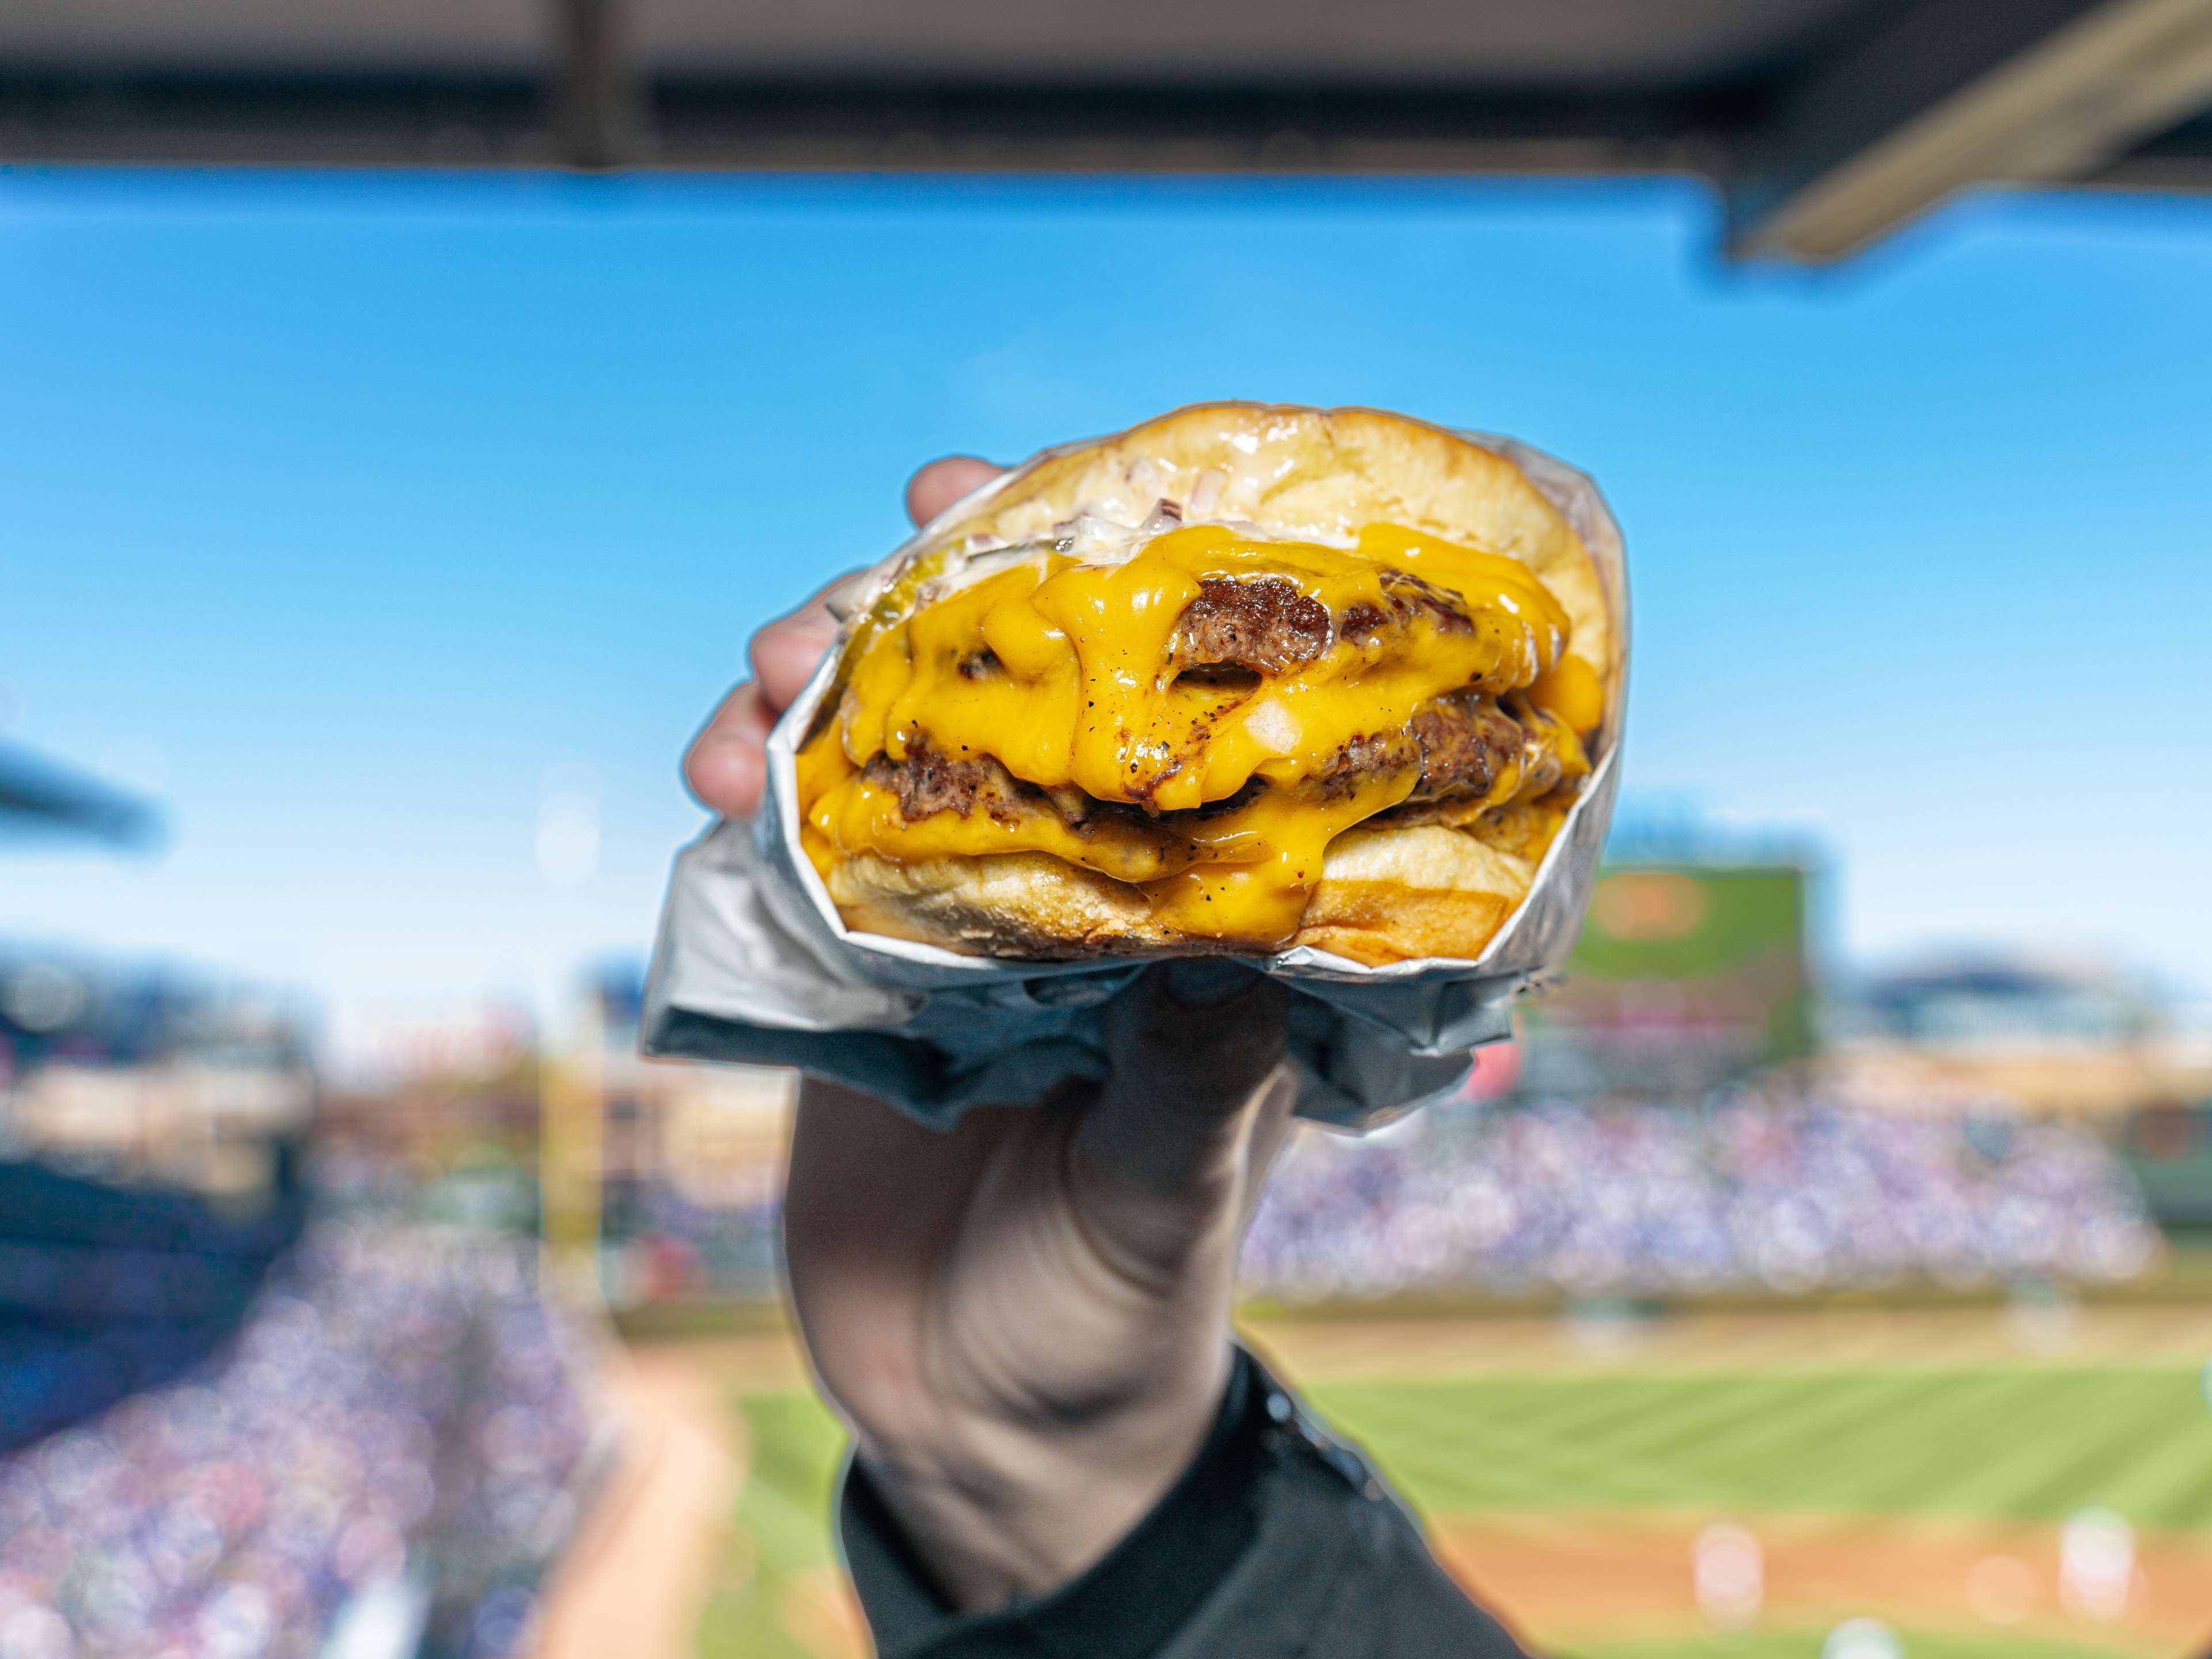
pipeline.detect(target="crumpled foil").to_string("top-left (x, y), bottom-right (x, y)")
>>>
top-left (641, 426), bottom-right (1629, 1131)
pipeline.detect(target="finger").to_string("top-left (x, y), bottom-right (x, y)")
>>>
top-left (906, 456), bottom-right (1003, 527)
top-left (750, 573), bottom-right (856, 710)
top-left (682, 680), bottom-right (777, 817)
top-left (684, 566), bottom-right (861, 817)
top-left (1108, 962), bottom-right (1288, 1124)
top-left (685, 459), bottom-right (1000, 819)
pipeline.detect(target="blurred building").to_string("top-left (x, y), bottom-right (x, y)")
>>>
top-left (0, 948), bottom-right (315, 1200)
top-left (302, 971), bottom-right (795, 1304)
top-left (1859, 960), bottom-right (2158, 1050)
top-left (586, 965), bottom-right (794, 1308)
top-left (1820, 957), bottom-right (2212, 1118)
top-left (313, 1003), bottom-right (544, 1225)
top-left (2, 744), bottom-right (315, 1202)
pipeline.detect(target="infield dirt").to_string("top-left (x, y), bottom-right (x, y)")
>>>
top-left (654, 1301), bottom-right (2212, 1393)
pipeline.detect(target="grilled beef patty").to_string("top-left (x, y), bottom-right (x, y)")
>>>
top-left (1169, 577), bottom-right (1331, 675)
top-left (875, 691), bottom-right (1547, 835)
top-left (1166, 569), bottom-right (1471, 679)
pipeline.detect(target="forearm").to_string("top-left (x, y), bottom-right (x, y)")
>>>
top-left (779, 969), bottom-right (1291, 1614)
top-left (840, 1087), bottom-right (1275, 1603)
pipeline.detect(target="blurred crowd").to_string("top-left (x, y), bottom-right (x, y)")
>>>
top-left (1240, 1090), bottom-right (2162, 1300)
top-left (0, 1224), bottom-right (599, 1659)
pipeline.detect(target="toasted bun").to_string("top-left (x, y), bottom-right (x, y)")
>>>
top-left (815, 403), bottom-right (1610, 965)
top-left (828, 824), bottom-right (1539, 964)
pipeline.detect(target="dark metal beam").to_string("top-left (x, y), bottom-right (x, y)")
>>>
top-left (1728, 0), bottom-right (2212, 260)
top-left (0, 72), bottom-right (555, 166)
top-left (0, 73), bottom-right (1735, 177)
top-left (550, 0), bottom-right (644, 169)
top-left (645, 82), bottom-right (1733, 176)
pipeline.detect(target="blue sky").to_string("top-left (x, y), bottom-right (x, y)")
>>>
top-left (3, 168), bottom-right (2209, 1041)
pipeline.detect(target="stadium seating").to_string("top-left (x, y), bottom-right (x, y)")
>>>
top-left (1240, 1092), bottom-right (2160, 1301)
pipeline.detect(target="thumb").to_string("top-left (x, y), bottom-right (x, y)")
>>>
top-left (1103, 961), bottom-right (1287, 1133)
top-left (1066, 964), bottom-right (1290, 1282)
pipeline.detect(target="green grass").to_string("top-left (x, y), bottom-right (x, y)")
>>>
top-left (1305, 1369), bottom-right (2212, 1531)
top-left (695, 1361), bottom-right (2212, 1656)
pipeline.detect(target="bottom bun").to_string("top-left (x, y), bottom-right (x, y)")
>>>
top-left (823, 822), bottom-right (1539, 967)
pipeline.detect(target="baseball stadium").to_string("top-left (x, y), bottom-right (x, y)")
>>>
top-left (11, 2), bottom-right (2212, 1655)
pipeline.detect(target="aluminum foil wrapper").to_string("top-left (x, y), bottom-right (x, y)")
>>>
top-left (642, 429), bottom-right (1628, 1131)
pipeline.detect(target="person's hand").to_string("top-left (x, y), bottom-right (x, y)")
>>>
top-left (682, 457), bottom-right (1001, 821)
top-left (682, 459), bottom-right (1297, 1611)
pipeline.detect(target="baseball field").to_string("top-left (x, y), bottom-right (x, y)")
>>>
top-left (596, 1304), bottom-right (2212, 1659)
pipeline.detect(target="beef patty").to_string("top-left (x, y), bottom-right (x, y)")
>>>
top-left (1169, 577), bottom-right (1330, 676)
top-left (1310, 693), bottom-right (1527, 804)
top-left (864, 741), bottom-right (1014, 822)
top-left (864, 743), bottom-right (1159, 838)
top-left (873, 689), bottom-right (1550, 839)
top-left (1339, 570), bottom-right (1475, 645)
top-left (1165, 569), bottom-right (1473, 679)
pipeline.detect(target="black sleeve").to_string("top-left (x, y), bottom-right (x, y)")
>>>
top-left (836, 1346), bottom-right (1532, 1659)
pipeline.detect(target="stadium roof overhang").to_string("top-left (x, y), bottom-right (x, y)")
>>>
top-left (0, 744), bottom-right (161, 850)
top-left (5, 0), bottom-right (2211, 262)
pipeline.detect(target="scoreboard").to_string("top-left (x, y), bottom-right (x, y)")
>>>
top-left (1515, 861), bottom-right (1815, 1096)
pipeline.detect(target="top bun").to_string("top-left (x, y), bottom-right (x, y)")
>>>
top-left (915, 404), bottom-right (1612, 691)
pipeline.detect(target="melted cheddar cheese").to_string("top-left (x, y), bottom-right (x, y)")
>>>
top-left (801, 521), bottom-right (1600, 947)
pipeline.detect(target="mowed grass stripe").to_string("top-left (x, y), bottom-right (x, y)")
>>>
top-left (1979, 1370), bottom-right (2212, 1531)
top-left (1325, 1375), bottom-right (1739, 1511)
top-left (1317, 1374), bottom-right (1963, 1514)
top-left (1323, 1373), bottom-right (1737, 1510)
top-left (1565, 1373), bottom-right (1960, 1504)
top-left (1307, 1369), bottom-right (2212, 1529)
top-left (1712, 1371), bottom-right (2045, 1514)
top-left (2090, 1408), bottom-right (2212, 1531)
top-left (1316, 1376), bottom-right (1725, 1511)
top-left (1877, 1372), bottom-right (2154, 1519)
top-left (1827, 1370), bottom-right (2212, 1527)
top-left (1527, 1376), bottom-right (1916, 1510)
top-left (1364, 1372), bottom-right (1921, 1510)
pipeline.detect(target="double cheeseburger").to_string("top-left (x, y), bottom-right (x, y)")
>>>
top-left (795, 404), bottom-right (1617, 966)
